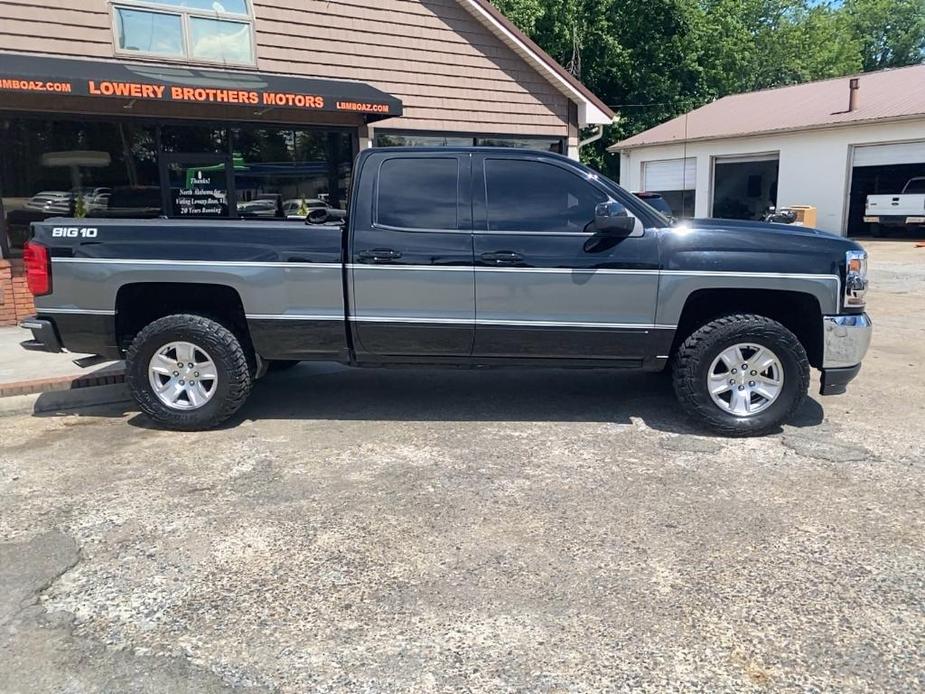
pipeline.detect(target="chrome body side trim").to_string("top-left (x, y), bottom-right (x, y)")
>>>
top-left (52, 258), bottom-right (344, 270)
top-left (50, 257), bottom-right (841, 288)
top-left (823, 313), bottom-right (872, 369)
top-left (38, 308), bottom-right (117, 316)
top-left (350, 315), bottom-right (675, 329)
top-left (349, 264), bottom-right (473, 272)
top-left (246, 314), bottom-right (344, 321)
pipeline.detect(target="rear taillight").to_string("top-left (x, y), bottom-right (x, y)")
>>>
top-left (23, 241), bottom-right (51, 296)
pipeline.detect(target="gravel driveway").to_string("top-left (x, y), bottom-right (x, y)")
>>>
top-left (1, 240), bottom-right (922, 692)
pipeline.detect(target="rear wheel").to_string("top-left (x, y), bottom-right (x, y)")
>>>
top-left (672, 314), bottom-right (809, 437)
top-left (126, 314), bottom-right (253, 431)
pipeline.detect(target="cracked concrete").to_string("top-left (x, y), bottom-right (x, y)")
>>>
top-left (0, 531), bottom-right (267, 694)
top-left (0, 240), bottom-right (923, 692)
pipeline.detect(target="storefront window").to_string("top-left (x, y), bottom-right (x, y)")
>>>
top-left (0, 117), bottom-right (356, 254)
top-left (376, 133), bottom-right (474, 148)
top-left (161, 125), bottom-right (227, 154)
top-left (231, 127), bottom-right (353, 218)
top-left (476, 136), bottom-right (562, 152)
top-left (375, 131), bottom-right (563, 154)
top-left (0, 118), bottom-right (160, 255)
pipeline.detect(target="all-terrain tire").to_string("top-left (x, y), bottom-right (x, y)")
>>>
top-left (672, 314), bottom-right (810, 437)
top-left (126, 314), bottom-right (253, 431)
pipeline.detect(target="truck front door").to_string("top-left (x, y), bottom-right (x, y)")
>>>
top-left (471, 154), bottom-right (666, 364)
top-left (348, 151), bottom-right (474, 360)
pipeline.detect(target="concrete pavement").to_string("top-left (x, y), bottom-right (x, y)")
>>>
top-left (0, 326), bottom-right (122, 398)
top-left (0, 240), bottom-right (922, 692)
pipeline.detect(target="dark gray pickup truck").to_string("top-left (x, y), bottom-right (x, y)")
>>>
top-left (21, 147), bottom-right (871, 435)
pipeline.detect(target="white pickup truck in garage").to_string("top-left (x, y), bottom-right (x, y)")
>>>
top-left (865, 177), bottom-right (925, 236)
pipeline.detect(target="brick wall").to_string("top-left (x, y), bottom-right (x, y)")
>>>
top-left (0, 259), bottom-right (35, 326)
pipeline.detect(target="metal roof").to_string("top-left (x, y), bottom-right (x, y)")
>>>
top-left (610, 64), bottom-right (925, 151)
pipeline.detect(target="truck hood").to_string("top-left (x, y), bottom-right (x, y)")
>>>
top-left (684, 217), bottom-right (831, 238)
top-left (659, 217), bottom-right (864, 276)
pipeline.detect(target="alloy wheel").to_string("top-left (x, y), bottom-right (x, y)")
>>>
top-left (707, 343), bottom-right (784, 417)
top-left (148, 341), bottom-right (218, 411)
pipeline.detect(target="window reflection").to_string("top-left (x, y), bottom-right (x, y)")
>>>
top-left (231, 127), bottom-right (353, 220)
top-left (476, 137), bottom-right (562, 152)
top-left (0, 119), bottom-right (160, 255)
top-left (145, 0), bottom-right (250, 13)
top-left (376, 131), bottom-right (563, 154)
top-left (115, 8), bottom-right (183, 56)
top-left (161, 125), bottom-right (227, 154)
top-left (190, 17), bottom-right (253, 64)
top-left (0, 118), bottom-right (357, 255)
top-left (485, 159), bottom-right (604, 232)
top-left (113, 1), bottom-right (254, 65)
top-left (377, 158), bottom-right (458, 230)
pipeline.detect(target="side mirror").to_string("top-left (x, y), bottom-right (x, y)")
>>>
top-left (306, 207), bottom-right (347, 225)
top-left (593, 201), bottom-right (636, 235)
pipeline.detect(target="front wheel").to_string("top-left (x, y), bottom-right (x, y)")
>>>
top-left (126, 314), bottom-right (253, 431)
top-left (672, 314), bottom-right (810, 437)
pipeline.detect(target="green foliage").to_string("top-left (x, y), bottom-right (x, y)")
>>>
top-left (489, 0), bottom-right (925, 177)
top-left (843, 0), bottom-right (925, 71)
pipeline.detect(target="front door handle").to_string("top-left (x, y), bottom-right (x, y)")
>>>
top-left (358, 248), bottom-right (402, 263)
top-left (481, 251), bottom-right (524, 265)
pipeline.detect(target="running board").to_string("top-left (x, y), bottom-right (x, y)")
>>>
top-left (73, 354), bottom-right (109, 369)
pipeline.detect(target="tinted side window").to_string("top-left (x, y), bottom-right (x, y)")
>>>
top-left (485, 159), bottom-right (605, 232)
top-left (377, 157), bottom-right (458, 229)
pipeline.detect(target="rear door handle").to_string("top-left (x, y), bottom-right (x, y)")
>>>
top-left (481, 251), bottom-right (524, 265)
top-left (358, 248), bottom-right (402, 263)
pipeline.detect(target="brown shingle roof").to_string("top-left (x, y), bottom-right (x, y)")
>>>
top-left (609, 64), bottom-right (925, 151)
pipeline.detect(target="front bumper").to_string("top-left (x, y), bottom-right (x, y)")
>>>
top-left (819, 313), bottom-right (872, 395)
top-left (19, 317), bottom-right (63, 353)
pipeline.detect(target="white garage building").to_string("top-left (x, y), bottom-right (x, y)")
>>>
top-left (609, 64), bottom-right (925, 236)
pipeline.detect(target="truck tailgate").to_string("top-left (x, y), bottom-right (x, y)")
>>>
top-left (866, 194), bottom-right (925, 218)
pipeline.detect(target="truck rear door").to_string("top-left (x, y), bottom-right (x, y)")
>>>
top-left (348, 151), bottom-right (474, 360)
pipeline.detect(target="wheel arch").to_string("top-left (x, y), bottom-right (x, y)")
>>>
top-left (670, 288), bottom-right (824, 369)
top-left (115, 282), bottom-right (252, 356)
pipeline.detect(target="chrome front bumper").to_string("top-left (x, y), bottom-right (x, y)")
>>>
top-left (823, 313), bottom-right (872, 369)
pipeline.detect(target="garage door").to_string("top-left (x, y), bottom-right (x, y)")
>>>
top-left (642, 157), bottom-right (696, 191)
top-left (853, 141), bottom-right (925, 167)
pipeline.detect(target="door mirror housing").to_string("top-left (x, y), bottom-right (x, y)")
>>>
top-left (593, 201), bottom-right (636, 235)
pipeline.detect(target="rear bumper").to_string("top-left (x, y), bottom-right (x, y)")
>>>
top-left (19, 317), bottom-right (64, 353)
top-left (819, 313), bottom-right (871, 395)
top-left (864, 215), bottom-right (925, 226)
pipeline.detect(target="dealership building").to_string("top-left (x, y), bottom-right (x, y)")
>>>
top-left (0, 0), bottom-right (613, 325)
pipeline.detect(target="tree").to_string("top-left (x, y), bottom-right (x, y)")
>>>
top-left (843, 0), bottom-right (925, 71)
top-left (489, 0), bottom-right (925, 176)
